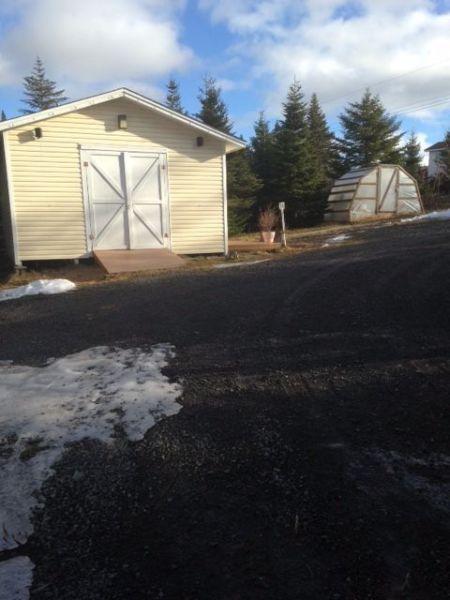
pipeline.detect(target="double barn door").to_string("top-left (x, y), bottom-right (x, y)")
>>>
top-left (83, 149), bottom-right (169, 250)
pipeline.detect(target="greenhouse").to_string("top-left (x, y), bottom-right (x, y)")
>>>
top-left (325, 164), bottom-right (423, 223)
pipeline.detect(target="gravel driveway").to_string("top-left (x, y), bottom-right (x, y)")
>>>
top-left (1, 220), bottom-right (450, 599)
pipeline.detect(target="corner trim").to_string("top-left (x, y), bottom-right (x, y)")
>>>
top-left (222, 154), bottom-right (228, 256)
top-left (2, 132), bottom-right (21, 266)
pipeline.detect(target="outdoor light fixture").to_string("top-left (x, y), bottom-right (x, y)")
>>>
top-left (118, 114), bottom-right (127, 129)
top-left (196, 136), bottom-right (204, 147)
top-left (33, 127), bottom-right (42, 139)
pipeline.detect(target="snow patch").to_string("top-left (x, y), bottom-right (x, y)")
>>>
top-left (214, 259), bottom-right (270, 269)
top-left (322, 233), bottom-right (351, 247)
top-left (0, 556), bottom-right (34, 600)
top-left (0, 345), bottom-right (182, 551)
top-left (0, 279), bottom-right (75, 302)
top-left (400, 209), bottom-right (450, 223)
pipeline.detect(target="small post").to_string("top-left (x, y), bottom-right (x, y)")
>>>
top-left (278, 201), bottom-right (287, 247)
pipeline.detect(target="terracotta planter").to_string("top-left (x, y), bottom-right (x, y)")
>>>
top-left (260, 230), bottom-right (276, 243)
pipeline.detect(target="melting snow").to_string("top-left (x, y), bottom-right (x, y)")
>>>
top-left (0, 279), bottom-right (75, 302)
top-left (0, 556), bottom-right (34, 600)
top-left (0, 344), bottom-right (181, 598)
top-left (322, 233), bottom-right (351, 247)
top-left (400, 209), bottom-right (450, 223)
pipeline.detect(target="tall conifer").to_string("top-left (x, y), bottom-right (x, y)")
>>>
top-left (307, 93), bottom-right (335, 183)
top-left (273, 79), bottom-right (312, 224)
top-left (305, 94), bottom-right (338, 221)
top-left (339, 89), bottom-right (403, 168)
top-left (227, 149), bottom-right (261, 234)
top-left (196, 76), bottom-right (233, 134)
top-left (401, 132), bottom-right (422, 179)
top-left (21, 57), bottom-right (67, 114)
top-left (165, 78), bottom-right (185, 114)
top-left (250, 111), bottom-right (275, 209)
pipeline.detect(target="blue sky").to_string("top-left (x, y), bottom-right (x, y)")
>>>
top-left (1, 0), bottom-right (450, 159)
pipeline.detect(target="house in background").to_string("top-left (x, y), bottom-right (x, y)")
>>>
top-left (425, 140), bottom-right (447, 178)
top-left (0, 88), bottom-right (245, 270)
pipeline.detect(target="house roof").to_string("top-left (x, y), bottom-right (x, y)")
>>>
top-left (425, 141), bottom-right (447, 152)
top-left (0, 87), bottom-right (246, 153)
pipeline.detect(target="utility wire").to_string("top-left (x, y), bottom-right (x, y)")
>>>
top-left (321, 59), bottom-right (450, 106)
top-left (392, 96), bottom-right (450, 116)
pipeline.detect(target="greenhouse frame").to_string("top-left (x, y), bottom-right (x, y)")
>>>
top-left (325, 164), bottom-right (423, 223)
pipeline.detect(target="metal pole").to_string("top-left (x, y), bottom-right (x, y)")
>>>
top-left (279, 202), bottom-right (287, 247)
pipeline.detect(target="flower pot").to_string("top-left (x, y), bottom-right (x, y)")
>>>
top-left (260, 230), bottom-right (276, 243)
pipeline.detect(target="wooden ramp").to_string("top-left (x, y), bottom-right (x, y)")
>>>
top-left (94, 249), bottom-right (186, 274)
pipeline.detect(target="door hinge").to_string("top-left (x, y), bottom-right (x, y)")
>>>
top-left (89, 233), bottom-right (94, 240)
top-left (83, 161), bottom-right (89, 167)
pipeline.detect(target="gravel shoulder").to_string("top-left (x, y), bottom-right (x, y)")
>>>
top-left (1, 220), bottom-right (450, 599)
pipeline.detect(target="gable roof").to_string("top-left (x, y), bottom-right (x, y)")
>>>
top-left (0, 87), bottom-right (246, 153)
top-left (425, 141), bottom-right (447, 152)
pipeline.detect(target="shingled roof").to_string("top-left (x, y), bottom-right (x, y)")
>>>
top-left (425, 141), bottom-right (448, 152)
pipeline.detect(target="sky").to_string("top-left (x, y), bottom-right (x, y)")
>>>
top-left (1, 0), bottom-right (450, 162)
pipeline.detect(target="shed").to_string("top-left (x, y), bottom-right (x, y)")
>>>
top-left (325, 164), bottom-right (423, 223)
top-left (0, 88), bottom-right (245, 268)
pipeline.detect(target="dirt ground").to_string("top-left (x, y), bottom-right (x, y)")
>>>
top-left (1, 219), bottom-right (449, 599)
top-left (0, 220), bottom-right (376, 289)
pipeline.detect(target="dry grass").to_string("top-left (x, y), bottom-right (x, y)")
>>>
top-left (0, 218), bottom-right (397, 292)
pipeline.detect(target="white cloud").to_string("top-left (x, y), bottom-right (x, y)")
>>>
top-left (416, 131), bottom-right (430, 165)
top-left (0, 0), bottom-right (193, 95)
top-left (200, 1), bottom-right (450, 120)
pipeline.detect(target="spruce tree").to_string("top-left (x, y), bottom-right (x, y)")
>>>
top-left (227, 149), bottom-right (261, 235)
top-left (165, 78), bottom-right (185, 114)
top-left (1, 110), bottom-right (6, 121)
top-left (21, 57), bottom-right (67, 114)
top-left (196, 76), bottom-right (233, 134)
top-left (307, 93), bottom-right (335, 183)
top-left (401, 132), bottom-right (422, 180)
top-left (339, 89), bottom-right (403, 168)
top-left (250, 111), bottom-right (275, 210)
top-left (305, 93), bottom-right (338, 222)
top-left (272, 79), bottom-right (312, 225)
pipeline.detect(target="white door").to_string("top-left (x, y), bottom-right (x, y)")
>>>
top-left (377, 167), bottom-right (397, 213)
top-left (84, 150), bottom-right (168, 250)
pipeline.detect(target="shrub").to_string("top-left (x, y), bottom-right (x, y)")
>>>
top-left (258, 208), bottom-right (278, 231)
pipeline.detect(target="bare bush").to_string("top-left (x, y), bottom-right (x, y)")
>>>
top-left (258, 208), bottom-right (278, 232)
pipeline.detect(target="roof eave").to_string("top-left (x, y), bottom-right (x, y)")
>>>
top-left (0, 87), bottom-right (246, 151)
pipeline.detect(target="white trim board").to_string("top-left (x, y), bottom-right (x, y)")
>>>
top-left (2, 132), bottom-right (21, 266)
top-left (0, 88), bottom-right (246, 153)
top-left (222, 154), bottom-right (228, 256)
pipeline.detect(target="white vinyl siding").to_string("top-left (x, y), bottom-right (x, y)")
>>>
top-left (6, 98), bottom-right (226, 260)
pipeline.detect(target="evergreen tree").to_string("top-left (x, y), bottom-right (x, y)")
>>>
top-left (272, 79), bottom-right (313, 225)
top-left (401, 132), bottom-right (422, 179)
top-left (307, 93), bottom-right (335, 183)
top-left (305, 93), bottom-right (338, 222)
top-left (1, 110), bottom-right (6, 121)
top-left (165, 77), bottom-right (185, 114)
top-left (250, 111), bottom-right (276, 210)
top-left (196, 76), bottom-right (233, 134)
top-left (21, 57), bottom-right (67, 114)
top-left (227, 149), bottom-right (261, 235)
top-left (339, 89), bottom-right (403, 168)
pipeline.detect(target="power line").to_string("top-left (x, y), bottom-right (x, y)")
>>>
top-left (321, 59), bottom-right (450, 106)
top-left (392, 95), bottom-right (450, 116)
top-left (391, 91), bottom-right (450, 113)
